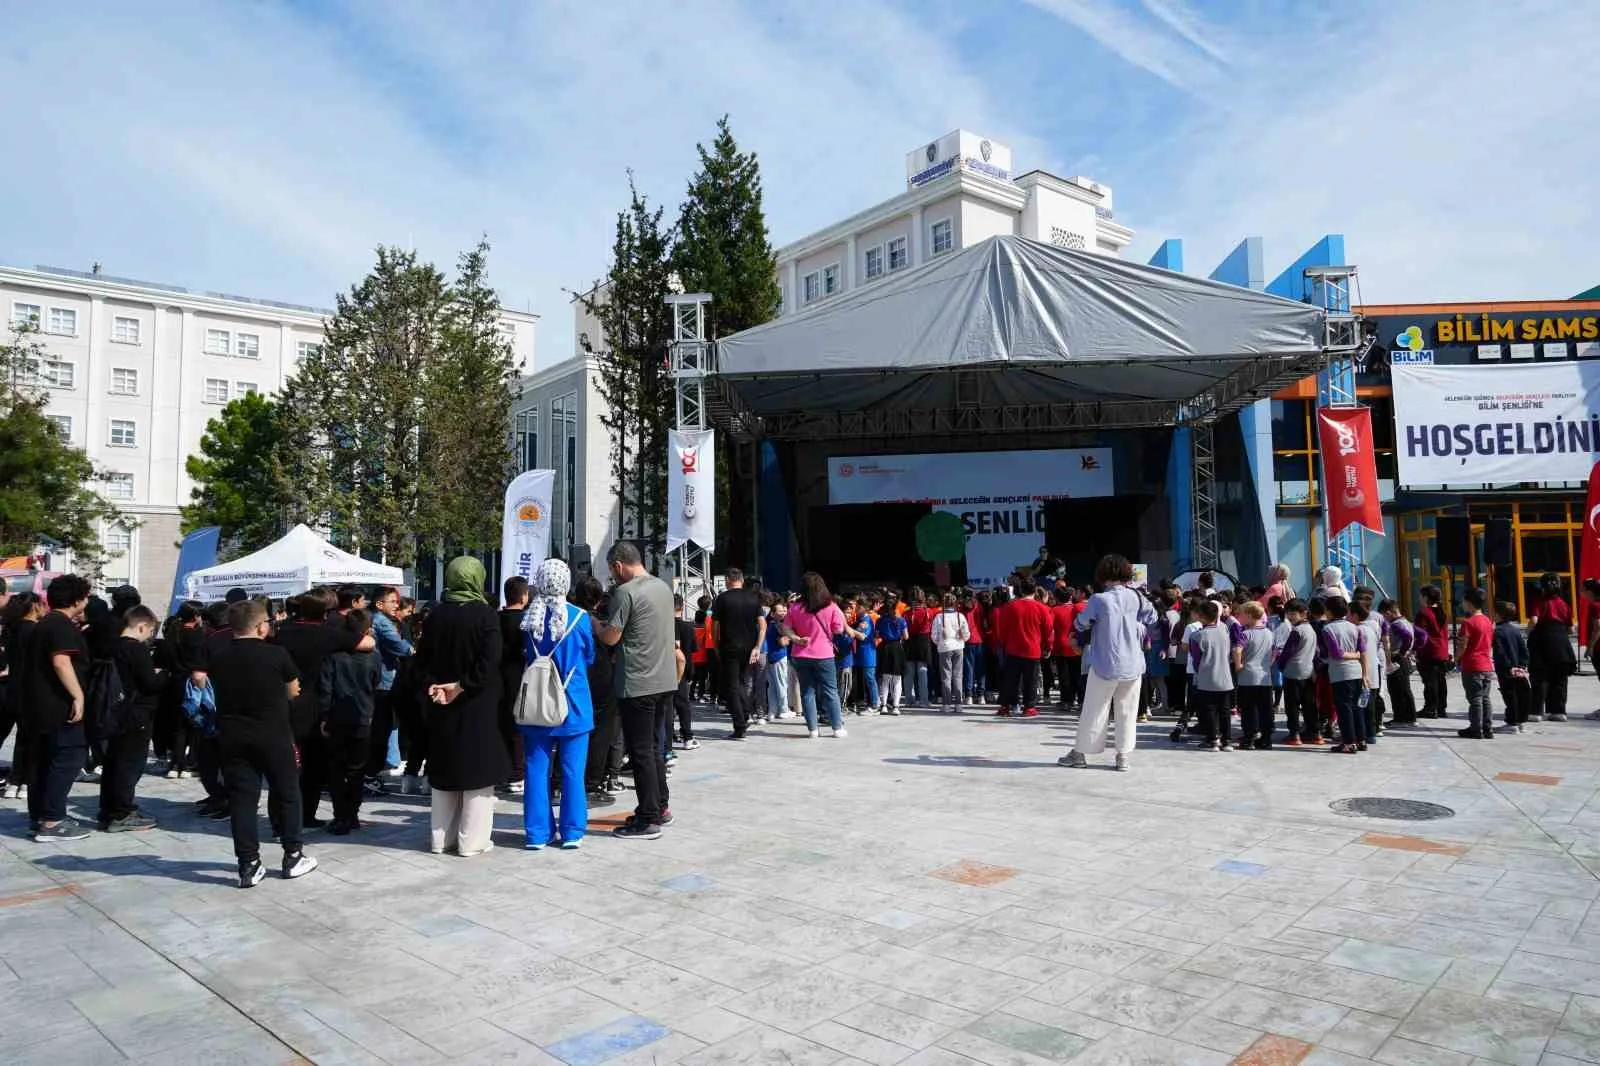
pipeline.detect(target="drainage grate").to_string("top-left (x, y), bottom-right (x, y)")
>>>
top-left (1329, 797), bottom-right (1455, 821)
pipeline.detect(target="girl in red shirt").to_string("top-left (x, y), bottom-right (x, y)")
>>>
top-left (1414, 584), bottom-right (1450, 719)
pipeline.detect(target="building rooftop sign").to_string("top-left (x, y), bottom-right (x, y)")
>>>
top-left (906, 130), bottom-right (1013, 189)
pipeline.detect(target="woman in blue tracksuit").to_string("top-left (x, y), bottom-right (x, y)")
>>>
top-left (519, 559), bottom-right (596, 850)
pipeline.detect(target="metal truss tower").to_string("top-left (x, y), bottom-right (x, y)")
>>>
top-left (1308, 265), bottom-right (1366, 584)
top-left (668, 293), bottom-right (715, 604)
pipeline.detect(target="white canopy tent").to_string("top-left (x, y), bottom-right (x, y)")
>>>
top-left (184, 524), bottom-right (404, 602)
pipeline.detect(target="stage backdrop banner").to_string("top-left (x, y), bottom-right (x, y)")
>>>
top-left (668, 428), bottom-right (716, 554)
top-left (1316, 407), bottom-right (1384, 539)
top-left (501, 469), bottom-right (554, 601)
top-left (1392, 362), bottom-right (1600, 486)
top-left (1581, 461), bottom-right (1600, 646)
top-left (829, 448), bottom-right (1115, 588)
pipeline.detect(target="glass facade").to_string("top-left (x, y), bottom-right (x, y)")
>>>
top-left (549, 394), bottom-right (578, 558)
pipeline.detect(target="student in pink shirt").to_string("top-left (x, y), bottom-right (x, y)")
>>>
top-left (781, 573), bottom-right (850, 739)
top-left (1456, 588), bottom-right (1496, 739)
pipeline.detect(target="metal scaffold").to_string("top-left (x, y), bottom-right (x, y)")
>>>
top-left (668, 292), bottom-right (714, 604)
top-left (1308, 265), bottom-right (1370, 586)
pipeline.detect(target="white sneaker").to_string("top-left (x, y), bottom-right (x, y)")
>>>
top-left (832, 727), bottom-right (847, 739)
top-left (507, 781), bottom-right (525, 795)
top-left (1528, 714), bottom-right (1546, 722)
top-left (807, 729), bottom-right (818, 739)
top-left (382, 766), bottom-right (404, 778)
top-left (283, 852), bottom-right (319, 879)
top-left (164, 769), bottom-right (180, 780)
top-left (777, 712), bottom-right (795, 720)
top-left (886, 706), bottom-right (901, 716)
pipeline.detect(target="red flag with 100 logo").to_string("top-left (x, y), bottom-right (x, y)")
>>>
top-left (1578, 461), bottom-right (1600, 646)
top-left (1316, 407), bottom-right (1384, 540)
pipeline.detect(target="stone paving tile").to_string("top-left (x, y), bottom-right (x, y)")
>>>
top-left (12, 682), bottom-right (1600, 1064)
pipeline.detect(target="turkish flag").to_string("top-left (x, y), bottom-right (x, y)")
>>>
top-left (1578, 461), bottom-right (1600, 646)
top-left (1317, 407), bottom-right (1384, 540)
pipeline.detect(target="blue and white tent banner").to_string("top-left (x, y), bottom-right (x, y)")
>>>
top-left (1392, 362), bottom-right (1600, 487)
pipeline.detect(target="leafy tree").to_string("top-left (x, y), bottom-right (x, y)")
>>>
top-left (579, 175), bottom-right (677, 554)
top-left (673, 115), bottom-right (781, 564)
top-left (0, 326), bottom-right (119, 565)
top-left (182, 391), bottom-right (292, 556)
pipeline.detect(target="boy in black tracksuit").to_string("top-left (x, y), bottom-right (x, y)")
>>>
top-left (101, 607), bottom-right (165, 831)
top-left (209, 598), bottom-right (318, 888)
top-left (1492, 601), bottom-right (1532, 733)
top-left (321, 609), bottom-right (381, 835)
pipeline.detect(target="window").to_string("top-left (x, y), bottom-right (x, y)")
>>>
top-left (104, 525), bottom-right (132, 555)
top-left (235, 332), bottom-right (260, 359)
top-left (235, 381), bottom-right (259, 396)
top-left (112, 316), bottom-right (141, 344)
top-left (864, 246), bottom-right (884, 280)
top-left (10, 302), bottom-right (40, 328)
top-left (296, 341), bottom-right (323, 361)
top-left (803, 271), bottom-right (821, 304)
top-left (931, 219), bottom-right (953, 255)
top-left (46, 307), bottom-right (77, 335)
top-left (823, 264), bottom-right (841, 296)
top-left (550, 395), bottom-right (578, 556)
top-left (205, 329), bottom-right (231, 355)
top-left (514, 410), bottom-right (539, 473)
top-left (42, 360), bottom-right (75, 388)
top-left (47, 414), bottom-right (72, 440)
top-left (105, 473), bottom-right (135, 499)
top-left (109, 419), bottom-right (137, 447)
top-left (204, 378), bottom-right (230, 404)
top-left (111, 368), bottom-right (139, 395)
top-left (888, 237), bottom-right (908, 271)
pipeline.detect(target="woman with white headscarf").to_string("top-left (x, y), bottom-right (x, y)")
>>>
top-left (1258, 563), bottom-right (1292, 606)
top-left (519, 559), bottom-right (596, 850)
top-left (1315, 565), bottom-right (1351, 603)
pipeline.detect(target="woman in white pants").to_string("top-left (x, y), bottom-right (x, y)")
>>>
top-left (1061, 555), bottom-right (1157, 771)
top-left (932, 594), bottom-right (970, 713)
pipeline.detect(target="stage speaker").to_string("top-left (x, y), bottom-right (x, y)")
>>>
top-left (570, 544), bottom-right (593, 577)
top-left (1483, 518), bottom-right (1514, 568)
top-left (1435, 516), bottom-right (1471, 568)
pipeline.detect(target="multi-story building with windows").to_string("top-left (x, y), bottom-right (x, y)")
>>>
top-left (774, 131), bottom-right (1133, 317)
top-left (1, 264), bottom-right (537, 598)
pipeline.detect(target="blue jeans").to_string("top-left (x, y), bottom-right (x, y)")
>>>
top-left (519, 728), bottom-right (590, 846)
top-left (861, 665), bottom-right (880, 709)
top-left (964, 644), bottom-right (986, 697)
top-left (794, 657), bottom-right (844, 731)
top-left (902, 661), bottom-right (929, 706)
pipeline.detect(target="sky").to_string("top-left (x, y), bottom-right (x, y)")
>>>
top-left (1, 0), bottom-right (1594, 364)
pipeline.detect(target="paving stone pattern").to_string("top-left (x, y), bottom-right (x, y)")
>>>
top-left (8, 673), bottom-right (1600, 1064)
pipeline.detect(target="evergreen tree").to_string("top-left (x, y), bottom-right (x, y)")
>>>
top-left (282, 247), bottom-right (449, 567)
top-left (579, 175), bottom-right (676, 554)
top-left (182, 391), bottom-right (292, 556)
top-left (0, 326), bottom-right (119, 564)
top-left (276, 242), bottom-right (517, 569)
top-left (674, 115), bottom-right (781, 337)
top-left (420, 237), bottom-right (519, 553)
top-left (673, 116), bottom-right (780, 564)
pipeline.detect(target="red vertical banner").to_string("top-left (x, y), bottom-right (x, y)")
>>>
top-left (1578, 461), bottom-right (1600, 646)
top-left (1317, 407), bottom-right (1384, 540)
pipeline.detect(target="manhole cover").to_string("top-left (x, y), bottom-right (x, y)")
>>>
top-left (1329, 797), bottom-right (1455, 821)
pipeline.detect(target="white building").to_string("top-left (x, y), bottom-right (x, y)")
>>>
top-left (1, 264), bottom-right (537, 598)
top-left (775, 131), bottom-right (1133, 316)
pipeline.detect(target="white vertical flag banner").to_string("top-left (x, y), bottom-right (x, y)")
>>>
top-left (501, 469), bottom-right (554, 601)
top-left (668, 428), bottom-right (716, 553)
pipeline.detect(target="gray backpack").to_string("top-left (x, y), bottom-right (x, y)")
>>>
top-left (515, 609), bottom-right (586, 728)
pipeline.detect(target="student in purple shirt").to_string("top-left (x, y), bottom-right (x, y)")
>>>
top-left (1379, 599), bottom-right (1418, 725)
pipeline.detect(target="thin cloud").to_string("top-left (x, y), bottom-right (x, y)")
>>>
top-left (1138, 0), bottom-right (1229, 63)
top-left (1018, 0), bottom-right (1226, 93)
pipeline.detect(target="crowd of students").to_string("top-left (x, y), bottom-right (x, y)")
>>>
top-left (0, 540), bottom-right (687, 887)
top-left (2, 546), bottom-right (1591, 882)
top-left (682, 555), bottom-right (1594, 769)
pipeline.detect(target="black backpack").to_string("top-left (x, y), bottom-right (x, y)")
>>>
top-left (85, 658), bottom-right (132, 739)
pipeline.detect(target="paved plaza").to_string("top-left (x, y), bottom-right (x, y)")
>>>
top-left (8, 679), bottom-right (1600, 1066)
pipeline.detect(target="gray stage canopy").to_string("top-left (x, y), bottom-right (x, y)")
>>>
top-left (713, 234), bottom-right (1333, 439)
